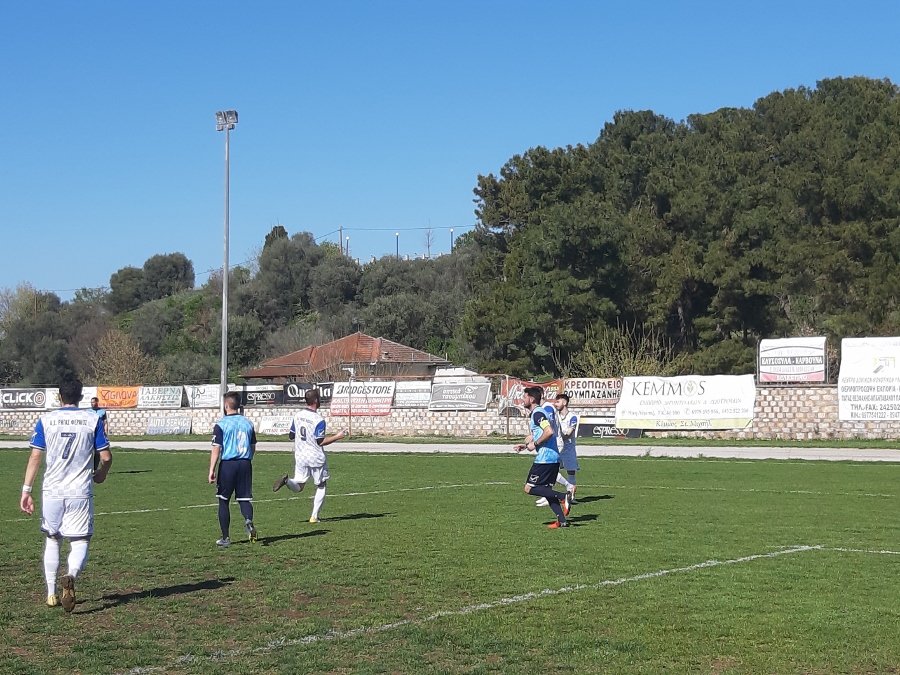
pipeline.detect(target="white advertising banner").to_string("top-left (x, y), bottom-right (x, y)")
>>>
top-left (146, 415), bottom-right (192, 435)
top-left (838, 337), bottom-right (900, 421)
top-left (758, 337), bottom-right (827, 383)
top-left (184, 385), bottom-right (221, 408)
top-left (330, 381), bottom-right (396, 416)
top-left (258, 416), bottom-right (294, 435)
top-left (615, 375), bottom-right (756, 430)
top-left (393, 381), bottom-right (432, 408)
top-left (138, 386), bottom-right (184, 409)
top-left (429, 382), bottom-right (492, 411)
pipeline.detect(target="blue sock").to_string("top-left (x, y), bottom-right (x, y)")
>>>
top-left (218, 499), bottom-right (230, 539)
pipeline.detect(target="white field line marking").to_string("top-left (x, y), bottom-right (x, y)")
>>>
top-left (598, 483), bottom-right (895, 498)
top-left (123, 544), bottom-right (822, 674)
top-left (3, 481), bottom-right (511, 523)
top-left (825, 547), bottom-right (900, 555)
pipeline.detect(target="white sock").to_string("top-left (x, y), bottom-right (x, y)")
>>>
top-left (44, 536), bottom-right (61, 595)
top-left (311, 486), bottom-right (326, 518)
top-left (286, 478), bottom-right (305, 493)
top-left (67, 539), bottom-right (89, 578)
top-left (557, 473), bottom-right (572, 490)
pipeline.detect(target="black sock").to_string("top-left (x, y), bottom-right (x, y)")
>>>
top-left (238, 500), bottom-right (254, 523)
top-left (548, 500), bottom-right (565, 522)
top-left (218, 499), bottom-right (230, 539)
top-left (529, 485), bottom-right (565, 502)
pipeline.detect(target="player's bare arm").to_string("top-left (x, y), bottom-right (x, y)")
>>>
top-left (320, 429), bottom-right (349, 447)
top-left (20, 449), bottom-right (43, 515)
top-left (93, 449), bottom-right (113, 484)
top-left (208, 444), bottom-right (222, 483)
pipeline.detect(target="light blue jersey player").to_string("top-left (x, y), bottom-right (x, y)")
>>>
top-left (209, 392), bottom-right (258, 547)
top-left (514, 386), bottom-right (570, 529)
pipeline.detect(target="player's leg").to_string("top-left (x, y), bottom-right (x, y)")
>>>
top-left (216, 461), bottom-right (236, 547)
top-left (40, 497), bottom-right (65, 607)
top-left (309, 464), bottom-right (330, 523)
top-left (286, 462), bottom-right (311, 493)
top-left (43, 535), bottom-right (61, 606)
top-left (524, 463), bottom-right (569, 526)
top-left (58, 498), bottom-right (94, 613)
top-left (235, 460), bottom-right (257, 541)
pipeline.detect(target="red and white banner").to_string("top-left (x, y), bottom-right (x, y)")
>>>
top-left (498, 378), bottom-right (563, 416)
top-left (758, 337), bottom-right (826, 383)
top-left (330, 381), bottom-right (396, 416)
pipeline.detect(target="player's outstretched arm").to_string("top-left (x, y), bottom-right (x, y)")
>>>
top-left (320, 429), bottom-right (349, 447)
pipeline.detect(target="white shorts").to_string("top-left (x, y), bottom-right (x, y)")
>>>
top-left (559, 448), bottom-right (579, 472)
top-left (293, 461), bottom-right (330, 486)
top-left (41, 496), bottom-right (94, 538)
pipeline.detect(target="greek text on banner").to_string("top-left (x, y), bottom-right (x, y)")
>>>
top-left (615, 375), bottom-right (755, 430)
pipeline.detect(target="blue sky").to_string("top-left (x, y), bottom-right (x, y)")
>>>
top-left (2, 1), bottom-right (898, 297)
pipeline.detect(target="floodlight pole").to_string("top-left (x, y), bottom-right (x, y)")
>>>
top-left (216, 110), bottom-right (238, 403)
top-left (395, 232), bottom-right (399, 259)
top-left (450, 228), bottom-right (454, 252)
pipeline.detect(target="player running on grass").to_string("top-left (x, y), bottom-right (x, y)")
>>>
top-left (272, 388), bottom-right (348, 523)
top-left (514, 386), bottom-right (571, 529)
top-left (20, 378), bottom-right (112, 612)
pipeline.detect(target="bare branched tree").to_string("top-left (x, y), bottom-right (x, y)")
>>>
top-left (86, 329), bottom-right (165, 385)
top-left (555, 322), bottom-right (689, 378)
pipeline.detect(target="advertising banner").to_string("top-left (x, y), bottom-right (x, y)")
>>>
top-left (96, 386), bottom-right (139, 409)
top-left (43, 386), bottom-right (98, 409)
top-left (429, 382), bottom-right (492, 411)
top-left (146, 416), bottom-right (192, 435)
top-left (758, 337), bottom-right (827, 383)
top-left (838, 337), bottom-right (900, 421)
top-left (282, 382), bottom-right (316, 405)
top-left (316, 382), bottom-right (334, 405)
top-left (577, 415), bottom-right (643, 439)
top-left (138, 386), bottom-right (183, 409)
top-left (0, 388), bottom-right (47, 409)
top-left (394, 381), bottom-right (432, 409)
top-left (562, 378), bottom-right (623, 407)
top-left (330, 381), bottom-right (396, 416)
top-left (498, 378), bottom-right (564, 416)
top-left (615, 375), bottom-right (756, 430)
top-left (258, 416), bottom-right (294, 435)
top-left (240, 385), bottom-right (285, 407)
top-left (184, 385), bottom-right (221, 408)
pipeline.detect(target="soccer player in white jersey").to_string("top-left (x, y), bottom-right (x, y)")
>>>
top-left (553, 393), bottom-right (580, 502)
top-left (272, 388), bottom-right (348, 523)
top-left (20, 379), bottom-right (112, 612)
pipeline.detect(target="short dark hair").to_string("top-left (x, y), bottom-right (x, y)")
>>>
top-left (523, 386), bottom-right (543, 404)
top-left (90, 397), bottom-right (99, 404)
top-left (557, 393), bottom-right (570, 404)
top-left (305, 388), bottom-right (321, 406)
top-left (223, 391), bottom-right (241, 410)
top-left (58, 380), bottom-right (84, 405)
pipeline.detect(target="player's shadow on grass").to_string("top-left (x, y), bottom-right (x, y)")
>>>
top-left (260, 530), bottom-right (329, 546)
top-left (573, 494), bottom-right (614, 504)
top-left (112, 470), bottom-right (152, 475)
top-left (324, 512), bottom-right (391, 522)
top-left (567, 514), bottom-right (599, 525)
top-left (79, 577), bottom-right (236, 614)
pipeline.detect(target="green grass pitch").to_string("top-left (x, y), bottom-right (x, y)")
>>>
top-left (2, 448), bottom-right (898, 674)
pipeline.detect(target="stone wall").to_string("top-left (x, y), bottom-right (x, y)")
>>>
top-left (1, 385), bottom-right (898, 440)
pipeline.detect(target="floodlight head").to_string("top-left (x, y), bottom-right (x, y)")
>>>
top-left (215, 110), bottom-right (238, 131)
